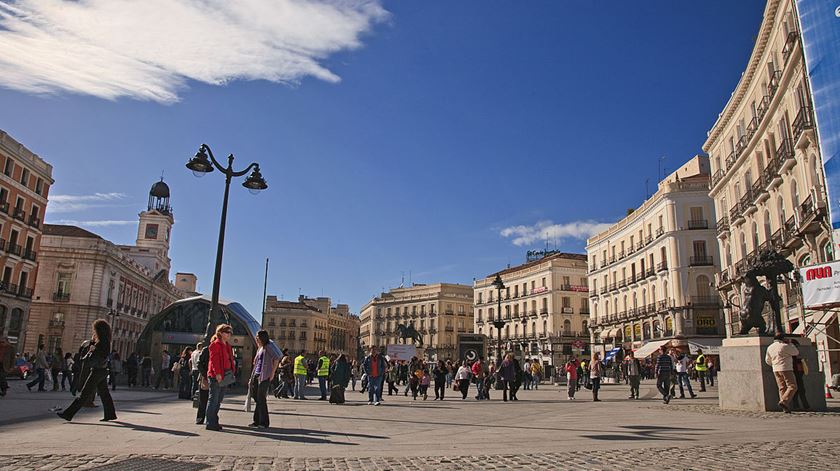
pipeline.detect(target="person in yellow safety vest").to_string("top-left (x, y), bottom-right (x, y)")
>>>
top-left (293, 350), bottom-right (308, 400)
top-left (317, 350), bottom-right (330, 400)
top-left (694, 349), bottom-right (708, 392)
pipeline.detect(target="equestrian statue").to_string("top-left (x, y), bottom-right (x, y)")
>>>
top-left (395, 323), bottom-right (423, 346)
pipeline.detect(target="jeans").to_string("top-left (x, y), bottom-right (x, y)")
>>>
top-left (697, 371), bottom-right (707, 391)
top-left (62, 368), bottom-right (116, 420)
top-left (51, 368), bottom-right (61, 391)
top-left (531, 376), bottom-right (539, 389)
top-left (251, 377), bottom-right (271, 427)
top-left (434, 380), bottom-right (445, 399)
top-left (61, 371), bottom-right (73, 390)
top-left (318, 376), bottom-right (328, 398)
top-left (458, 379), bottom-right (470, 399)
top-left (567, 380), bottom-right (576, 398)
top-left (677, 372), bottom-right (694, 397)
top-left (629, 375), bottom-right (640, 398)
top-left (141, 367), bottom-right (151, 387)
top-left (591, 377), bottom-right (601, 401)
top-left (190, 370), bottom-right (199, 398)
top-left (475, 378), bottom-right (485, 399)
top-left (502, 380), bottom-right (515, 401)
top-left (27, 368), bottom-right (46, 390)
top-left (196, 387), bottom-right (209, 423)
top-left (656, 374), bottom-right (671, 400)
top-left (205, 377), bottom-right (225, 428)
top-left (368, 375), bottom-right (383, 402)
top-left (351, 376), bottom-right (356, 391)
top-left (294, 374), bottom-right (307, 399)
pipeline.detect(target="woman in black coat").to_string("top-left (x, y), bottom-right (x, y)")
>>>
top-left (58, 319), bottom-right (117, 422)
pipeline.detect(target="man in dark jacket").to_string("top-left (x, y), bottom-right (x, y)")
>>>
top-left (655, 345), bottom-right (674, 404)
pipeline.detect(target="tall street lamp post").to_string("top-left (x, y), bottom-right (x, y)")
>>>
top-left (186, 144), bottom-right (268, 343)
top-left (491, 274), bottom-right (506, 365)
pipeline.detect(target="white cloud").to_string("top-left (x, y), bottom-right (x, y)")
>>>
top-left (500, 220), bottom-right (613, 247)
top-left (0, 0), bottom-right (388, 103)
top-left (48, 192), bottom-right (127, 213)
top-left (50, 219), bottom-right (135, 227)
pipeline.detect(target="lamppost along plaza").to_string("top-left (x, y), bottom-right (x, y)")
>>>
top-left (491, 274), bottom-right (506, 364)
top-left (185, 144), bottom-right (268, 343)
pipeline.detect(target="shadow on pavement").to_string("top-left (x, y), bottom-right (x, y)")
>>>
top-left (66, 420), bottom-right (200, 437)
top-left (222, 425), bottom-right (386, 444)
top-left (581, 424), bottom-right (708, 441)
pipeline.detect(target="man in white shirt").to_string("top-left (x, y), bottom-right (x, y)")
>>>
top-left (155, 349), bottom-right (171, 390)
top-left (190, 342), bottom-right (203, 398)
top-left (765, 333), bottom-right (799, 413)
top-left (674, 352), bottom-right (697, 399)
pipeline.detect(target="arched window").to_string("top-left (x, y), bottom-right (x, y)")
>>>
top-left (663, 281), bottom-right (669, 306)
top-left (653, 320), bottom-right (661, 338)
top-left (632, 293), bottom-right (637, 310)
top-left (643, 322), bottom-right (651, 339)
top-left (641, 289), bottom-right (647, 307)
top-left (522, 322), bottom-right (527, 337)
top-left (514, 324), bottom-right (519, 337)
top-left (791, 179), bottom-right (800, 212)
top-left (725, 242), bottom-right (732, 267)
top-left (740, 232), bottom-right (748, 259)
top-left (665, 317), bottom-right (674, 336)
top-left (542, 320), bottom-right (548, 335)
top-left (563, 319), bottom-right (571, 334)
top-left (763, 210), bottom-right (772, 243)
top-left (582, 320), bottom-right (589, 333)
top-left (505, 325), bottom-right (510, 339)
top-left (778, 196), bottom-right (786, 225)
top-left (752, 222), bottom-right (759, 249)
top-left (696, 275), bottom-right (711, 298)
top-left (822, 240), bottom-right (834, 262)
top-left (477, 309), bottom-right (482, 322)
top-left (8, 308), bottom-right (22, 337)
top-left (531, 321), bottom-right (536, 336)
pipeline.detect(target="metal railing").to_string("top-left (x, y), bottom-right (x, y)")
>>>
top-left (687, 219), bottom-right (708, 230)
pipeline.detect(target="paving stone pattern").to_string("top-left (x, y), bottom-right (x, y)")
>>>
top-left (0, 439), bottom-right (833, 470)
top-left (642, 403), bottom-right (840, 419)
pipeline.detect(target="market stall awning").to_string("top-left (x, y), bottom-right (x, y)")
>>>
top-left (632, 339), bottom-right (670, 358)
top-left (607, 328), bottom-right (620, 338)
top-left (687, 339), bottom-right (723, 355)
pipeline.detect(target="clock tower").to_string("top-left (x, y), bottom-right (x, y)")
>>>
top-left (135, 178), bottom-right (174, 274)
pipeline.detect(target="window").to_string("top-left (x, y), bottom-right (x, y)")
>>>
top-left (57, 272), bottom-right (72, 295)
top-left (477, 309), bottom-right (482, 321)
top-left (477, 292), bottom-right (482, 304)
top-left (562, 297), bottom-right (570, 308)
top-left (693, 241), bottom-right (707, 258)
top-left (3, 158), bottom-right (12, 177)
top-left (563, 319), bottom-right (571, 334)
top-left (35, 178), bottom-right (43, 195)
top-left (20, 168), bottom-right (29, 186)
top-left (541, 277), bottom-right (546, 287)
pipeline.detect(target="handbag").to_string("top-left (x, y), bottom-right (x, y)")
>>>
top-left (219, 369), bottom-right (235, 387)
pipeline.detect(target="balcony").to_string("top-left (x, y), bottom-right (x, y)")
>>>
top-left (656, 262), bottom-right (668, 272)
top-left (444, 326), bottom-right (454, 332)
top-left (0, 201), bottom-right (7, 214)
top-left (645, 268), bottom-right (655, 278)
top-left (589, 289), bottom-right (598, 298)
top-left (768, 69), bottom-right (782, 97)
top-left (792, 106), bottom-right (815, 147)
top-left (716, 217), bottom-right (729, 238)
top-left (617, 279), bottom-right (627, 289)
top-left (599, 260), bottom-right (608, 269)
top-left (687, 219), bottom-right (708, 230)
top-left (725, 150), bottom-right (737, 170)
top-left (7, 244), bottom-right (21, 257)
top-left (618, 250), bottom-right (626, 260)
top-left (53, 292), bottom-right (70, 302)
top-left (599, 286), bottom-right (608, 295)
top-left (782, 30), bottom-right (798, 63)
top-left (17, 286), bottom-right (32, 298)
top-left (23, 249), bottom-right (36, 262)
top-left (711, 169), bottom-right (724, 187)
top-left (444, 309), bottom-right (454, 315)
top-left (28, 215), bottom-right (40, 229)
top-left (729, 202), bottom-right (745, 226)
top-left (49, 319), bottom-right (65, 328)
top-left (689, 255), bottom-right (713, 266)
top-left (539, 309), bottom-right (548, 317)
top-left (12, 207), bottom-right (24, 221)
top-left (740, 190), bottom-right (756, 215)
top-left (561, 307), bottom-right (573, 314)
top-left (798, 195), bottom-right (826, 234)
top-left (645, 235), bottom-right (653, 245)
top-left (776, 138), bottom-right (796, 173)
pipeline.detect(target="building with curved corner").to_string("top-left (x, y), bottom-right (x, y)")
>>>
top-left (587, 156), bottom-right (724, 359)
top-left (704, 0), bottom-right (837, 377)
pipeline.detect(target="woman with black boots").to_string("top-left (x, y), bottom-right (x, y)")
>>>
top-left (58, 319), bottom-right (117, 422)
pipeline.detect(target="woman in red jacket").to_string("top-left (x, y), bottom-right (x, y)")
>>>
top-left (205, 324), bottom-right (235, 431)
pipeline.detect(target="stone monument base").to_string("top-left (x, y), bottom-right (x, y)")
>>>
top-left (719, 336), bottom-right (827, 412)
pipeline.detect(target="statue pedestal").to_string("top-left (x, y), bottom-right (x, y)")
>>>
top-left (719, 336), bottom-right (826, 412)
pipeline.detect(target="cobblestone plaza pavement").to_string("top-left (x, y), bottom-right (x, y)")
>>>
top-left (1, 378), bottom-right (838, 470)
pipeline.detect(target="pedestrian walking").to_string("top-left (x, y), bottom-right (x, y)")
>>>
top-left (126, 352), bottom-right (139, 387)
top-left (350, 360), bottom-right (360, 391)
top-left (626, 351), bottom-right (641, 400)
top-left (329, 354), bottom-right (350, 404)
top-left (471, 357), bottom-right (486, 400)
top-left (205, 324), bottom-right (236, 431)
top-left (316, 350), bottom-right (330, 401)
top-left (522, 359), bottom-right (532, 390)
top-left (530, 361), bottom-right (542, 390)
top-left (499, 354), bottom-right (516, 402)
top-left (433, 360), bottom-right (447, 400)
top-left (0, 336), bottom-right (10, 397)
top-left (194, 344), bottom-right (210, 425)
top-left (386, 361), bottom-right (399, 396)
top-left (50, 349), bottom-right (63, 391)
top-left (109, 351), bottom-right (123, 390)
top-left (655, 345), bottom-right (674, 404)
top-left (456, 361), bottom-right (471, 400)
top-left (140, 354), bottom-right (152, 388)
top-left (155, 349), bottom-right (171, 390)
top-left (675, 351), bottom-right (696, 399)
top-left (789, 339), bottom-right (810, 411)
top-left (445, 360), bottom-right (453, 388)
top-left (177, 347), bottom-right (193, 399)
top-left (57, 319), bottom-right (117, 422)
top-left (293, 349), bottom-right (308, 400)
top-left (694, 348), bottom-right (708, 392)
top-left (61, 352), bottom-right (74, 391)
top-left (362, 345), bottom-right (387, 405)
top-left (564, 358), bottom-right (578, 400)
top-left (249, 330), bottom-right (281, 428)
top-left (765, 333), bottom-right (799, 413)
top-left (590, 353), bottom-right (602, 402)
top-left (189, 344), bottom-right (203, 398)
top-left (26, 344), bottom-right (48, 392)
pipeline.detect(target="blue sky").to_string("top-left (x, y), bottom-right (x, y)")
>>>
top-left (0, 0), bottom-right (765, 319)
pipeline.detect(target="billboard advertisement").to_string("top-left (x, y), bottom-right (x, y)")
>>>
top-left (796, 1), bottom-right (840, 247)
top-left (799, 260), bottom-right (840, 309)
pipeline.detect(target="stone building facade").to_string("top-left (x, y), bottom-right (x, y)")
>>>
top-left (474, 252), bottom-right (590, 369)
top-left (25, 181), bottom-right (186, 358)
top-left (587, 156), bottom-right (725, 358)
top-left (0, 130), bottom-right (53, 364)
top-left (359, 283), bottom-right (473, 361)
top-left (705, 0), bottom-right (838, 377)
top-left (262, 295), bottom-right (360, 360)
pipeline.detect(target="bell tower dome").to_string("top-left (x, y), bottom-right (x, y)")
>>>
top-left (135, 178), bottom-right (174, 274)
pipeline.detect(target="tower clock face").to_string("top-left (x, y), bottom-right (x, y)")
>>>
top-left (145, 224), bottom-right (159, 239)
